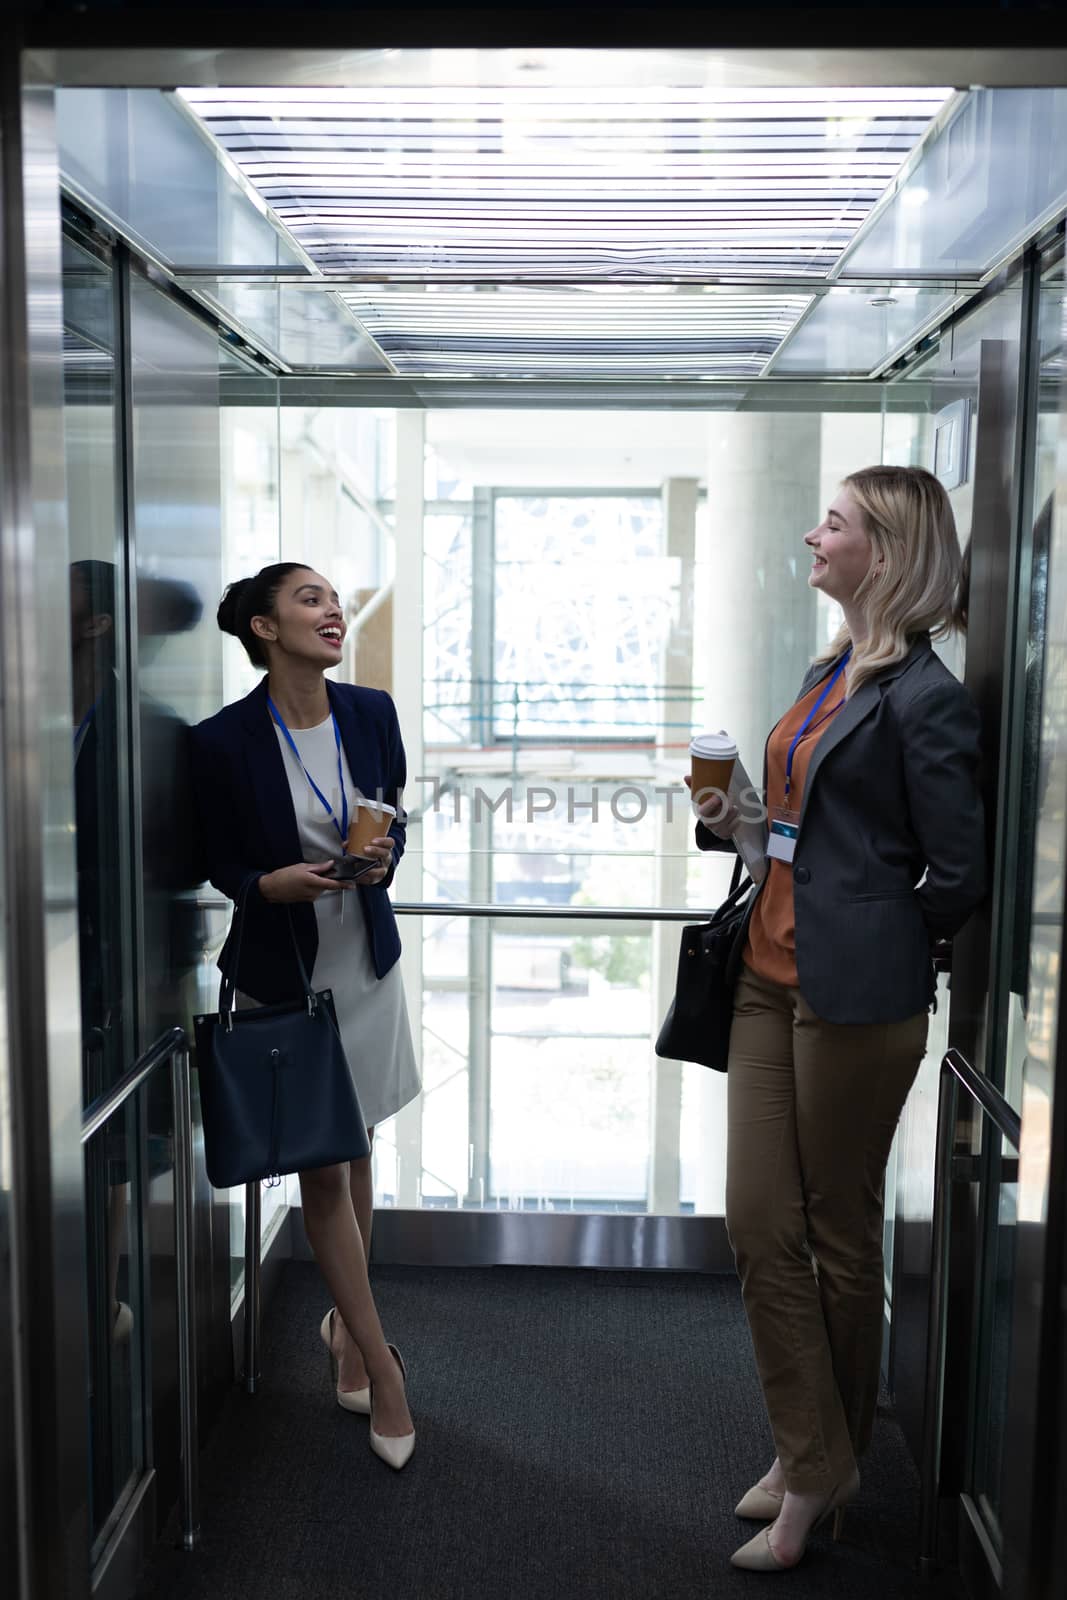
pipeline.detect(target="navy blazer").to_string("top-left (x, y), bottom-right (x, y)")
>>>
top-left (698, 637), bottom-right (986, 1024)
top-left (190, 678), bottom-right (407, 1005)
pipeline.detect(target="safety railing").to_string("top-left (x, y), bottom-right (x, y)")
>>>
top-left (919, 1048), bottom-right (1021, 1577)
top-left (81, 1026), bottom-right (200, 1552)
top-left (391, 901), bottom-right (700, 920)
top-left (199, 895), bottom-right (704, 922)
top-left (424, 675), bottom-right (704, 746)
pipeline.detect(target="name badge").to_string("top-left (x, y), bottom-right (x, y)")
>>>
top-left (767, 805), bottom-right (800, 864)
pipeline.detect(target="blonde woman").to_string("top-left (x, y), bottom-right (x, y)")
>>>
top-left (692, 466), bottom-right (985, 1571)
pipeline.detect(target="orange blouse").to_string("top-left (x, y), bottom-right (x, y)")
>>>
top-left (744, 668), bottom-right (847, 988)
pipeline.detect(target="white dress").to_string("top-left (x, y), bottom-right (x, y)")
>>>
top-left (257, 714), bottom-right (420, 1130)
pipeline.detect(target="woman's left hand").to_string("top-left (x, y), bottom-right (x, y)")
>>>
top-left (355, 837), bottom-right (394, 887)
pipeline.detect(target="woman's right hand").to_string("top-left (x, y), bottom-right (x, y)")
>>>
top-left (684, 775), bottom-right (741, 840)
top-left (257, 862), bottom-right (340, 903)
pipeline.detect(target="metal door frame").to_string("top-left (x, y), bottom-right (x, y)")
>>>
top-left (0, 56), bottom-right (90, 1600)
top-left (4, 23), bottom-right (1067, 1600)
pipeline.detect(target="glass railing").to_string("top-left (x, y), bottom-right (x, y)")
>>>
top-left (195, 876), bottom-right (738, 1224)
top-left (385, 903), bottom-right (727, 1216)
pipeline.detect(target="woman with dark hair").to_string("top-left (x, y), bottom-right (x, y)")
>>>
top-left (190, 561), bottom-right (418, 1469)
top-left (690, 466), bottom-right (985, 1571)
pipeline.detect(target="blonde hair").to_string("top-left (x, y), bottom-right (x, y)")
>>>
top-left (815, 464), bottom-right (963, 696)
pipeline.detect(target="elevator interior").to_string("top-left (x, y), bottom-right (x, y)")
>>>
top-left (2, 40), bottom-right (1067, 1600)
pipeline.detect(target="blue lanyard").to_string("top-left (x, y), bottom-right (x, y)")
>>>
top-left (268, 697), bottom-right (350, 850)
top-left (784, 650), bottom-right (851, 802)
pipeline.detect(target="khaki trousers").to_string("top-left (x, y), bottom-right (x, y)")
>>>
top-left (725, 964), bottom-right (928, 1492)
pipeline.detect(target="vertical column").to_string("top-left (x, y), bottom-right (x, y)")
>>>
top-left (648, 476), bottom-right (699, 1215)
top-left (390, 411), bottom-right (425, 1208)
top-left (695, 414), bottom-right (821, 1215)
top-left (704, 412), bottom-right (821, 768)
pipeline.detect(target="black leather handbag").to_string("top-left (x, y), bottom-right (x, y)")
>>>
top-left (655, 857), bottom-right (754, 1073)
top-left (193, 878), bottom-right (370, 1188)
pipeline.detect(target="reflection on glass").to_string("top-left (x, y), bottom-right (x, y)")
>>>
top-left (1020, 260), bottom-right (1067, 1235)
top-left (63, 230), bottom-right (145, 1548)
top-left (56, 89), bottom-right (306, 272)
top-left (127, 280), bottom-right (223, 1434)
top-left (846, 91), bottom-right (1067, 280)
top-left (180, 280), bottom-right (390, 372)
top-left (772, 284), bottom-right (958, 376)
top-left (964, 258), bottom-right (1065, 1561)
top-left (129, 277), bottom-right (219, 1048)
top-left (1009, 265), bottom-right (1067, 1119)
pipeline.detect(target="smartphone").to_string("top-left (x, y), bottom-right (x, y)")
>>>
top-left (321, 855), bottom-right (378, 883)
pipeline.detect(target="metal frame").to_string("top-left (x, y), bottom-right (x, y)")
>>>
top-left (25, 31), bottom-right (1067, 88)
top-left (174, 270), bottom-right (980, 292)
top-left (0, 62), bottom-right (90, 1600)
top-left (1002, 249), bottom-right (1067, 1600)
top-left (81, 1028), bottom-right (200, 1557)
top-left (231, 1187), bottom-right (293, 1396)
top-left (242, 1182), bottom-right (262, 1394)
top-left (36, 79), bottom-right (1064, 393)
top-left (293, 1206), bottom-right (736, 1271)
top-left (393, 902), bottom-right (713, 922)
top-left (5, 36), bottom-right (1067, 1600)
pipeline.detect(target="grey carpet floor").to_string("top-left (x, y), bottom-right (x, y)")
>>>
top-left (140, 1262), bottom-right (962, 1600)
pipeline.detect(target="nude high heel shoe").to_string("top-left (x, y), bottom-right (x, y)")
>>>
top-left (730, 1471), bottom-right (859, 1571)
top-left (734, 1483), bottom-right (784, 1520)
top-left (369, 1344), bottom-right (415, 1471)
top-left (319, 1309), bottom-right (371, 1415)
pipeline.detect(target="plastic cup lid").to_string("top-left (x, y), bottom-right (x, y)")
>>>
top-left (689, 731), bottom-right (738, 760)
top-left (353, 798), bottom-right (397, 817)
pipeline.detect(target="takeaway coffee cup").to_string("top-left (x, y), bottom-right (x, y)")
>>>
top-left (346, 798), bottom-right (397, 859)
top-left (689, 731), bottom-right (738, 809)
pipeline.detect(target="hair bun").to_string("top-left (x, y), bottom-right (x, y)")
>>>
top-left (217, 577), bottom-right (252, 637)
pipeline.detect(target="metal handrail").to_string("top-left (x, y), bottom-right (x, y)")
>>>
top-left (197, 893), bottom-right (720, 923)
top-left (81, 1026), bottom-right (200, 1553)
top-left (919, 1049), bottom-right (1020, 1578)
top-left (81, 1026), bottom-right (186, 1143)
top-left (942, 1047), bottom-right (1022, 1152)
top-left (392, 901), bottom-right (706, 922)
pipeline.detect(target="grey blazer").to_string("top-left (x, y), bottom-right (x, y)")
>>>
top-left (698, 636), bottom-right (986, 1024)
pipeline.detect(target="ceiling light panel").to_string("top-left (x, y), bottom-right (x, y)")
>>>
top-left (340, 286), bottom-right (812, 377)
top-left (181, 86), bottom-right (950, 281)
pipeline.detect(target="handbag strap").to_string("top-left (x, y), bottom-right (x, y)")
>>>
top-left (218, 874), bottom-right (254, 1017)
top-left (218, 873), bottom-right (318, 1020)
top-left (716, 855), bottom-right (753, 916)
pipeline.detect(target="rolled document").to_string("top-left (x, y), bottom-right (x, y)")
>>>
top-left (724, 756), bottom-right (768, 886)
